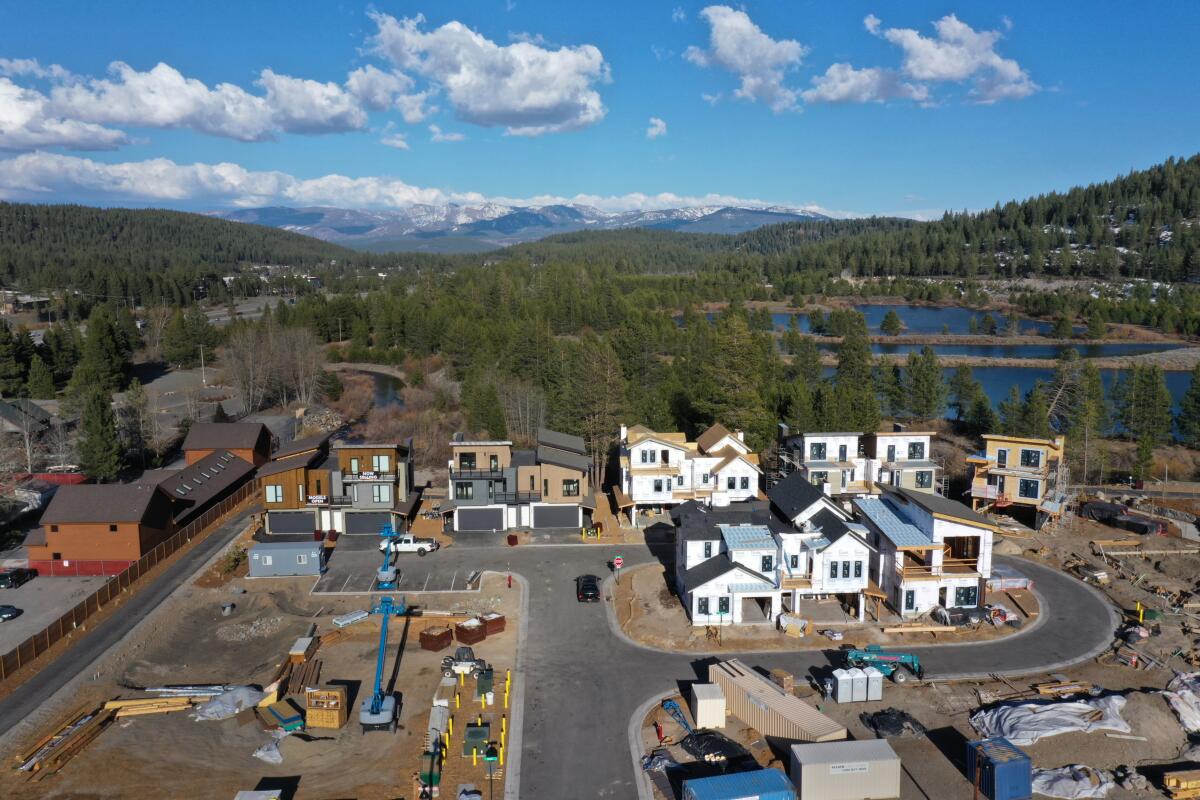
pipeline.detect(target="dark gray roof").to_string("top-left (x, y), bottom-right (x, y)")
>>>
top-left (537, 428), bottom-right (585, 455)
top-left (0, 399), bottom-right (49, 433)
top-left (41, 483), bottom-right (174, 528)
top-left (681, 556), bottom-right (739, 594)
top-left (156, 450), bottom-right (255, 525)
top-left (271, 431), bottom-right (331, 460)
top-left (257, 448), bottom-right (323, 477)
top-left (536, 444), bottom-right (590, 472)
top-left (809, 508), bottom-right (853, 543)
top-left (510, 449), bottom-right (537, 468)
top-left (183, 422), bottom-right (270, 453)
top-left (882, 485), bottom-right (996, 528)
top-left (9, 398), bottom-right (54, 425)
top-left (675, 500), bottom-right (785, 542)
top-left (768, 471), bottom-right (828, 521)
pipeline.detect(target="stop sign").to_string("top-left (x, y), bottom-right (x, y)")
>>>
top-left (614, 556), bottom-right (624, 569)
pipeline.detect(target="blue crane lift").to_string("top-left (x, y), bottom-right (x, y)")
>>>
top-left (377, 524), bottom-right (401, 589)
top-left (359, 594), bottom-right (407, 733)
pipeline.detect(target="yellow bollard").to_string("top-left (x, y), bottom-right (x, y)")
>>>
top-left (460, 671), bottom-right (465, 687)
top-left (478, 714), bottom-right (483, 726)
top-left (455, 692), bottom-right (461, 709)
top-left (443, 731), bottom-right (449, 749)
top-left (472, 747), bottom-right (478, 766)
top-left (482, 692), bottom-right (488, 709)
top-left (502, 714), bottom-right (506, 734)
top-left (501, 729), bottom-right (506, 748)
top-left (506, 668), bottom-right (511, 686)
top-left (500, 745), bottom-right (505, 765)
top-left (448, 715), bottom-right (454, 735)
top-left (504, 689), bottom-right (509, 709)
top-left (1138, 602), bottom-right (1144, 623)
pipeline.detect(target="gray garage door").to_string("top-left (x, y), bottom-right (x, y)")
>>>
top-left (344, 512), bottom-right (393, 535)
top-left (267, 510), bottom-right (317, 534)
top-left (458, 508), bottom-right (505, 531)
top-left (533, 505), bottom-right (579, 529)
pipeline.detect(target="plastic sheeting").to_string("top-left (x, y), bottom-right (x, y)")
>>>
top-left (252, 730), bottom-right (291, 764)
top-left (859, 707), bottom-right (928, 738)
top-left (1161, 672), bottom-right (1200, 732)
top-left (969, 696), bottom-right (1130, 746)
top-left (1031, 765), bottom-right (1115, 798)
top-left (193, 686), bottom-right (266, 721)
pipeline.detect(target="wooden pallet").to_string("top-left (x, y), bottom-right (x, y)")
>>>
top-left (1034, 680), bottom-right (1092, 696)
top-left (287, 658), bottom-right (322, 695)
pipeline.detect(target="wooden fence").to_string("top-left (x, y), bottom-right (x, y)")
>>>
top-left (0, 481), bottom-right (257, 682)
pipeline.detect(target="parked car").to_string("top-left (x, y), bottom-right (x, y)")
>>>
top-left (0, 568), bottom-right (36, 589)
top-left (575, 574), bottom-right (601, 602)
top-left (378, 535), bottom-right (440, 556)
top-left (0, 605), bottom-right (21, 621)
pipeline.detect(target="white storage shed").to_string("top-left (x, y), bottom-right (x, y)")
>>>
top-left (789, 740), bottom-right (900, 800)
top-left (690, 683), bottom-right (726, 729)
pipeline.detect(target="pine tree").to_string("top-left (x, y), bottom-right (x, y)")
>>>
top-left (162, 309), bottom-right (195, 367)
top-left (965, 393), bottom-right (1000, 436)
top-left (792, 337), bottom-right (822, 384)
top-left (25, 354), bottom-right (55, 399)
top-left (904, 346), bottom-right (947, 420)
top-left (878, 364), bottom-right (905, 418)
top-left (880, 309), bottom-right (903, 336)
top-left (833, 318), bottom-right (879, 431)
top-left (1052, 315), bottom-right (1074, 339)
top-left (79, 388), bottom-right (122, 482)
top-left (1178, 363), bottom-right (1200, 448)
top-left (1117, 365), bottom-right (1173, 479)
top-left (998, 386), bottom-right (1024, 436)
top-left (1086, 309), bottom-right (1107, 340)
top-left (0, 324), bottom-right (24, 396)
top-left (948, 365), bottom-right (980, 421)
top-left (1019, 384), bottom-right (1053, 439)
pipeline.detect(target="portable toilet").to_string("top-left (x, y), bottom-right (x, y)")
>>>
top-left (849, 668), bottom-right (867, 702)
top-left (966, 737), bottom-right (1033, 800)
top-left (865, 667), bottom-right (884, 701)
top-left (832, 669), bottom-right (854, 704)
top-left (691, 683), bottom-right (726, 729)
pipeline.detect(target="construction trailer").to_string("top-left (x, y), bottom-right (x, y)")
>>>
top-left (682, 769), bottom-right (797, 800)
top-left (789, 740), bottom-right (901, 800)
top-left (707, 659), bottom-right (846, 742)
top-left (248, 540), bottom-right (324, 577)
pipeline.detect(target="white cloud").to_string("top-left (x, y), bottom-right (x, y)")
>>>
top-left (0, 58), bottom-right (73, 81)
top-left (380, 129), bottom-right (410, 150)
top-left (428, 124), bottom-right (464, 143)
top-left (672, 7), bottom-right (687, 23)
top-left (0, 151), bottom-right (842, 215)
top-left (684, 5), bottom-right (806, 112)
top-left (368, 12), bottom-right (609, 136)
top-left (863, 14), bottom-right (882, 36)
top-left (257, 70), bottom-right (367, 134)
top-left (645, 117), bottom-right (668, 139)
top-left (801, 63), bottom-right (928, 104)
top-left (0, 79), bottom-right (127, 151)
top-left (345, 65), bottom-right (411, 110)
top-left (879, 14), bottom-right (1037, 102)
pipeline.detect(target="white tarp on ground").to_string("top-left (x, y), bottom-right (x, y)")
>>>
top-left (1161, 672), bottom-right (1200, 732)
top-left (192, 686), bottom-right (266, 721)
top-left (1031, 766), bottom-right (1115, 798)
top-left (969, 696), bottom-right (1130, 746)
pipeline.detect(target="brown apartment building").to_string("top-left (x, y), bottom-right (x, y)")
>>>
top-left (182, 422), bottom-right (272, 466)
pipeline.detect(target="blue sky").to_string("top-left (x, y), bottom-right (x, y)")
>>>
top-left (0, 1), bottom-right (1198, 217)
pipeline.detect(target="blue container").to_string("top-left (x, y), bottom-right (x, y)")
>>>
top-left (966, 737), bottom-right (1032, 800)
top-left (682, 769), bottom-right (797, 800)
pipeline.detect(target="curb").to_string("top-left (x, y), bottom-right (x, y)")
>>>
top-left (503, 570), bottom-right (529, 800)
top-left (627, 690), bottom-right (676, 800)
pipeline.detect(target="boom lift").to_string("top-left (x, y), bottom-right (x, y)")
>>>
top-left (360, 595), bottom-right (407, 733)
top-left (845, 644), bottom-right (924, 683)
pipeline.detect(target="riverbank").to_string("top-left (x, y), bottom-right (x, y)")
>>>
top-left (324, 361), bottom-right (406, 380)
top-left (809, 346), bottom-right (1200, 372)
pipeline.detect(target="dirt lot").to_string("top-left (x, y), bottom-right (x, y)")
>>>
top-left (0, 568), bottom-right (521, 799)
top-left (615, 562), bottom-right (1036, 653)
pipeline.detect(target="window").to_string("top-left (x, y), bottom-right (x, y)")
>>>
top-left (1020, 449), bottom-right (1042, 469)
top-left (854, 561), bottom-right (863, 578)
top-left (640, 450), bottom-right (649, 463)
top-left (1018, 479), bottom-right (1040, 499)
top-left (717, 597), bottom-right (730, 614)
top-left (904, 590), bottom-right (915, 611)
top-left (373, 454), bottom-right (391, 473)
top-left (296, 554), bottom-right (308, 565)
top-left (703, 541), bottom-right (713, 559)
top-left (52, 552), bottom-right (61, 559)
top-left (790, 554), bottom-right (799, 569)
top-left (298, 484), bottom-right (305, 502)
top-left (887, 444), bottom-right (896, 462)
top-left (761, 555), bottom-right (773, 572)
top-left (372, 484), bottom-right (392, 504)
top-left (315, 479), bottom-right (322, 494)
top-left (810, 442), bottom-right (826, 460)
top-left (50, 525), bottom-right (58, 533)
top-left (739, 476), bottom-right (749, 490)
top-left (837, 444), bottom-right (847, 462)
top-left (810, 471), bottom-right (828, 485)
top-left (661, 449), bottom-right (670, 464)
top-left (459, 452), bottom-right (476, 470)
top-left (676, 475), bottom-right (684, 487)
top-left (915, 471), bottom-right (933, 489)
top-left (727, 476), bottom-right (736, 490)
top-left (543, 479), bottom-right (548, 496)
top-left (908, 441), bottom-right (925, 460)
top-left (351, 485), bottom-right (359, 502)
top-left (563, 479), bottom-right (580, 497)
top-left (108, 524), bottom-right (118, 532)
top-left (955, 585), bottom-right (979, 607)
top-left (648, 450), bottom-right (657, 463)
top-left (261, 555), bottom-right (273, 566)
top-left (265, 485), bottom-right (283, 503)
top-left (842, 560), bottom-right (850, 579)
top-left (653, 479), bottom-right (663, 493)
top-left (996, 449), bottom-right (1008, 468)
top-left (830, 561), bottom-right (839, 579)
top-left (455, 482), bottom-right (474, 500)
top-left (701, 473), bottom-right (710, 484)
top-left (349, 457), bottom-right (360, 474)
top-left (490, 454), bottom-right (499, 471)
top-left (698, 597), bottom-right (710, 615)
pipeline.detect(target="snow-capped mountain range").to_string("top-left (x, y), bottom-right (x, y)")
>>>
top-left (211, 203), bottom-right (829, 253)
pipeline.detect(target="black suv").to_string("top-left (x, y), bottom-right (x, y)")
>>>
top-left (0, 568), bottom-right (36, 589)
top-left (575, 574), bottom-right (601, 602)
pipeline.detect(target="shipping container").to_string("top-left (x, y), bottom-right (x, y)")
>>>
top-left (481, 612), bottom-right (507, 635)
top-left (966, 737), bottom-right (1032, 800)
top-left (682, 768), bottom-right (797, 800)
top-left (789, 740), bottom-right (900, 800)
top-left (708, 660), bottom-right (846, 742)
top-left (455, 619), bottom-right (487, 645)
top-left (420, 626), bottom-right (453, 652)
top-left (691, 683), bottom-right (726, 729)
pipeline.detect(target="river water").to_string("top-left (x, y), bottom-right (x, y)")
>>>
top-left (370, 372), bottom-right (405, 408)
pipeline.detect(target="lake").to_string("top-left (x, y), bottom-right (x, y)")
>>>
top-left (856, 342), bottom-right (1184, 359)
top-left (696, 304), bottom-right (1072, 335)
top-left (370, 372), bottom-right (406, 408)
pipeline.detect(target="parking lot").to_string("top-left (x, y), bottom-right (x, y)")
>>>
top-left (0, 575), bottom-right (108, 651)
top-left (311, 533), bottom-right (478, 595)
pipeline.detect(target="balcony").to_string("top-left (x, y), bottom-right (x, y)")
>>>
top-left (493, 491), bottom-right (541, 504)
top-left (307, 494), bottom-right (351, 506)
top-left (450, 468), bottom-right (506, 480)
top-left (342, 471), bottom-right (396, 482)
top-left (898, 557), bottom-right (979, 580)
top-left (971, 484), bottom-right (1001, 500)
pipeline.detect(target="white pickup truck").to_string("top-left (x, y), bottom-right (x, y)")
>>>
top-left (378, 534), bottom-right (440, 556)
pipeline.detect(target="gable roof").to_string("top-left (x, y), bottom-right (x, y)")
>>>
top-left (718, 523), bottom-right (775, 550)
top-left (257, 448), bottom-right (324, 478)
top-left (696, 423), bottom-right (735, 453)
top-left (673, 499), bottom-right (787, 541)
top-left (882, 485), bottom-right (998, 530)
top-left (183, 422), bottom-right (270, 453)
top-left (42, 483), bottom-right (174, 528)
top-left (708, 446), bottom-right (761, 474)
top-left (681, 556), bottom-right (774, 595)
top-left (768, 470), bottom-right (829, 520)
top-left (0, 399), bottom-right (49, 433)
top-left (853, 497), bottom-right (933, 548)
top-left (155, 449), bottom-right (256, 524)
top-left (808, 508), bottom-right (867, 547)
top-left (536, 444), bottom-right (590, 472)
top-left (271, 431), bottom-right (332, 460)
top-left (537, 428), bottom-right (585, 455)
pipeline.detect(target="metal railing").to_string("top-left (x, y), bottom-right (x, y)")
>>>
top-left (342, 472), bottom-right (396, 482)
top-left (0, 480), bottom-right (257, 682)
top-left (493, 491), bottom-right (542, 504)
top-left (898, 557), bottom-right (979, 578)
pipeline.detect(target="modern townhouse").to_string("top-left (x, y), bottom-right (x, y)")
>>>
top-left (259, 433), bottom-right (417, 536)
top-left (442, 428), bottom-right (594, 533)
top-left (853, 485), bottom-right (996, 617)
top-left (864, 429), bottom-right (941, 493)
top-left (966, 434), bottom-right (1068, 529)
top-left (615, 423), bottom-right (761, 523)
top-left (777, 424), bottom-right (940, 503)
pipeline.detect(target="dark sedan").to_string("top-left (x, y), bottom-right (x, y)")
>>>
top-left (0, 605), bottom-right (21, 622)
top-left (576, 574), bottom-right (601, 602)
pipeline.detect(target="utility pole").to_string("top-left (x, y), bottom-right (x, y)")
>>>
top-left (200, 344), bottom-right (207, 387)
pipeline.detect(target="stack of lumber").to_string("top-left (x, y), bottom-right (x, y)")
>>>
top-left (104, 696), bottom-right (206, 718)
top-left (1033, 680), bottom-right (1092, 697)
top-left (319, 627), bottom-right (350, 647)
top-left (1165, 768), bottom-right (1200, 799)
top-left (16, 705), bottom-right (115, 780)
top-left (882, 622), bottom-right (955, 634)
top-left (287, 659), bottom-right (322, 695)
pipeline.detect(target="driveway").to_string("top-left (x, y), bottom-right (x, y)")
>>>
top-left (0, 576), bottom-right (107, 652)
top-left (311, 534), bottom-right (477, 594)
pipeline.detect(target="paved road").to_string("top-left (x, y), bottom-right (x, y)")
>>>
top-left (0, 509), bottom-right (255, 737)
top-left (424, 537), bottom-right (1118, 800)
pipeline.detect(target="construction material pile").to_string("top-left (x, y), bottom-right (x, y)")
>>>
top-left (969, 696), bottom-right (1130, 746)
